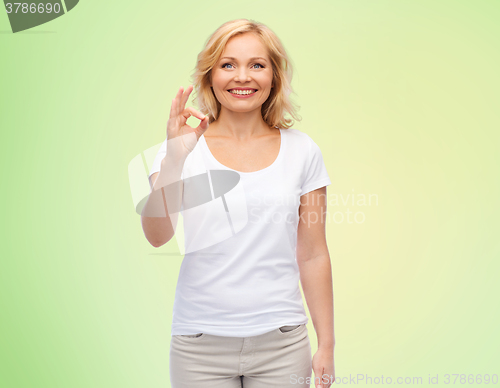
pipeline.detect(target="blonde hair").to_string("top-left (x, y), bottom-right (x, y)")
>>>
top-left (190, 19), bottom-right (301, 129)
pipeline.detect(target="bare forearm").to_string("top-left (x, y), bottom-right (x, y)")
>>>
top-left (141, 153), bottom-right (186, 247)
top-left (298, 255), bottom-right (335, 351)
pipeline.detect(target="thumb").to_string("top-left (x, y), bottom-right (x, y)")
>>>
top-left (197, 115), bottom-right (209, 132)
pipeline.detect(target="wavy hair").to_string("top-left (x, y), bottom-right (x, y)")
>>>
top-left (190, 19), bottom-right (301, 129)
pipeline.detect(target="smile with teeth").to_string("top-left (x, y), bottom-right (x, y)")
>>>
top-left (228, 89), bottom-right (257, 95)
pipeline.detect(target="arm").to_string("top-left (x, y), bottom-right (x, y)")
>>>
top-left (297, 185), bottom-right (335, 387)
top-left (141, 151), bottom-right (187, 247)
top-left (140, 84), bottom-right (209, 248)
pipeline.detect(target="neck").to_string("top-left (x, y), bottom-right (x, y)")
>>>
top-left (207, 107), bottom-right (273, 141)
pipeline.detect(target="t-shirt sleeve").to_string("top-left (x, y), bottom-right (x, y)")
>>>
top-left (148, 137), bottom-right (167, 179)
top-left (300, 136), bottom-right (331, 196)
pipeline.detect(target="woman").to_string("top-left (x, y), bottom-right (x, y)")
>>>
top-left (141, 19), bottom-right (335, 388)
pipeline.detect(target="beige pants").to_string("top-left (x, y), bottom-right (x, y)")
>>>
top-left (169, 324), bottom-right (312, 387)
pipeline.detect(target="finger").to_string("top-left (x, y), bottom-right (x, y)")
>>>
top-left (170, 88), bottom-right (180, 119)
top-left (185, 106), bottom-right (206, 121)
top-left (169, 98), bottom-right (176, 119)
top-left (179, 107), bottom-right (204, 124)
top-left (314, 369), bottom-right (323, 388)
top-left (179, 85), bottom-right (193, 113)
top-left (174, 86), bottom-right (184, 117)
top-left (195, 115), bottom-right (210, 133)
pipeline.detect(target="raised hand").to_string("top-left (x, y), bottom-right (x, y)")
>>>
top-left (166, 85), bottom-right (210, 161)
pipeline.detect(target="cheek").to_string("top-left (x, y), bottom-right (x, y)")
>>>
top-left (213, 86), bottom-right (230, 102)
top-left (258, 73), bottom-right (274, 87)
top-left (211, 71), bottom-right (224, 85)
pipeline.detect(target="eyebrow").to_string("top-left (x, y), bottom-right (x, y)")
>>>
top-left (220, 56), bottom-right (268, 62)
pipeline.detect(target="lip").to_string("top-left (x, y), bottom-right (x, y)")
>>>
top-left (227, 88), bottom-right (258, 91)
top-left (227, 88), bottom-right (258, 99)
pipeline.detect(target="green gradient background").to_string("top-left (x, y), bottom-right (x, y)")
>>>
top-left (1, 1), bottom-right (499, 387)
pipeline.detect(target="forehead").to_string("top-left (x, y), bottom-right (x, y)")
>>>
top-left (221, 33), bottom-right (269, 60)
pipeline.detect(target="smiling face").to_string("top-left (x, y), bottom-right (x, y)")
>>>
top-left (210, 33), bottom-right (274, 114)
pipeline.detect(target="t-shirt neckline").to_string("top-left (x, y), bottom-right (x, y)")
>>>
top-left (200, 128), bottom-right (285, 176)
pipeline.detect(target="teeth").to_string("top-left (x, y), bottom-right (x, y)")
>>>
top-left (229, 89), bottom-right (256, 95)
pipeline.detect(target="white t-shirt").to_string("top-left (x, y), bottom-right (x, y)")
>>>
top-left (148, 127), bottom-right (331, 337)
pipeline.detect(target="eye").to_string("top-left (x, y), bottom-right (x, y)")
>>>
top-left (221, 62), bottom-right (265, 69)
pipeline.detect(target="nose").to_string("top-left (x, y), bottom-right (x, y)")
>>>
top-left (234, 68), bottom-right (251, 83)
